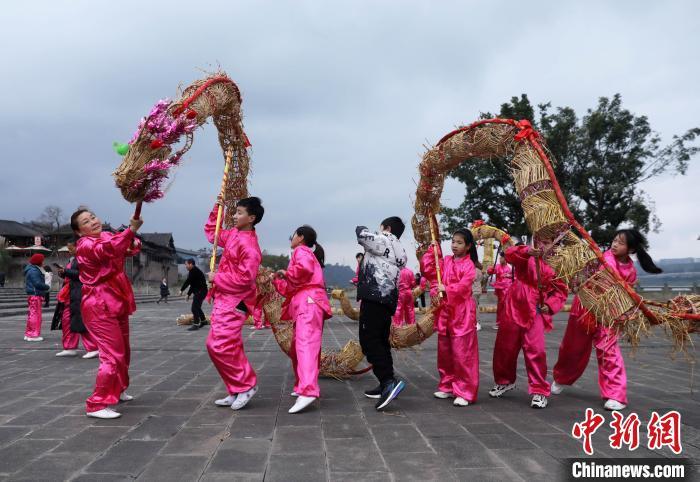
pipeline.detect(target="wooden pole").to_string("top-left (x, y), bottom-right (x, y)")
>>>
top-left (210, 149), bottom-right (233, 272)
top-left (428, 212), bottom-right (445, 301)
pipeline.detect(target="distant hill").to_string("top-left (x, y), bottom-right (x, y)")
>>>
top-left (323, 263), bottom-right (355, 289)
top-left (636, 258), bottom-right (700, 287)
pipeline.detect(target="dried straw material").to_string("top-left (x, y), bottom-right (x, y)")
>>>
top-left (257, 269), bottom-right (366, 378)
top-left (330, 289), bottom-right (359, 321)
top-left (411, 118), bottom-right (698, 351)
top-left (114, 72), bottom-right (250, 224)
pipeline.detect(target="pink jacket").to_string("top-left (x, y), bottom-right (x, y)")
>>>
top-left (572, 250), bottom-right (637, 329)
top-left (77, 228), bottom-right (142, 319)
top-left (504, 245), bottom-right (568, 332)
top-left (421, 245), bottom-right (477, 336)
top-left (273, 245), bottom-right (332, 321)
top-left (488, 263), bottom-right (513, 291)
top-left (205, 204), bottom-right (262, 308)
top-left (397, 267), bottom-right (416, 294)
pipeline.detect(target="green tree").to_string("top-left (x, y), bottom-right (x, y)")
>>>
top-left (261, 251), bottom-right (289, 271)
top-left (442, 94), bottom-right (699, 244)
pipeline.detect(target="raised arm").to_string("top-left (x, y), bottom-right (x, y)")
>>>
top-left (355, 226), bottom-right (388, 256)
top-left (204, 204), bottom-right (231, 248)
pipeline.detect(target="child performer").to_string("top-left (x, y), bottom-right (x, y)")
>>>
top-left (392, 267), bottom-right (416, 327)
top-left (206, 197), bottom-right (264, 411)
top-left (356, 217), bottom-right (408, 411)
top-left (422, 229), bottom-right (479, 406)
top-left (272, 225), bottom-right (332, 414)
top-left (552, 229), bottom-right (661, 410)
top-left (251, 291), bottom-right (271, 330)
top-left (489, 239), bottom-right (567, 409)
top-left (487, 252), bottom-right (513, 330)
top-left (72, 208), bottom-right (142, 419)
top-left (23, 254), bottom-right (50, 342)
top-left (55, 241), bottom-right (99, 358)
top-left (350, 252), bottom-right (363, 286)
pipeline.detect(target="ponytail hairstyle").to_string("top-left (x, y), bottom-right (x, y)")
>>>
top-left (452, 228), bottom-right (479, 265)
top-left (615, 228), bottom-right (662, 274)
top-left (295, 225), bottom-right (325, 268)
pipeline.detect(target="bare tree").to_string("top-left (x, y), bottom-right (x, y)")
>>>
top-left (36, 206), bottom-right (65, 232)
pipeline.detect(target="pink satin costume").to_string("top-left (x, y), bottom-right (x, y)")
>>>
top-left (273, 245), bottom-right (332, 398)
top-left (392, 267), bottom-right (416, 327)
top-left (77, 229), bottom-right (141, 412)
top-left (204, 205), bottom-right (262, 396)
top-left (492, 245), bottom-right (567, 397)
top-left (553, 250), bottom-right (634, 404)
top-left (422, 246), bottom-right (479, 403)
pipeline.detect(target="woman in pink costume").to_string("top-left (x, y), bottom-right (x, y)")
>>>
top-left (272, 225), bottom-right (332, 414)
top-left (392, 267), bottom-right (416, 327)
top-left (71, 208), bottom-right (142, 419)
top-left (487, 252), bottom-right (513, 330)
top-left (552, 229), bottom-right (662, 411)
top-left (421, 228), bottom-right (479, 407)
top-left (207, 197), bottom-right (264, 411)
top-left (489, 240), bottom-right (567, 409)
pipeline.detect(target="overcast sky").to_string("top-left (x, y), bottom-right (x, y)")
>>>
top-left (1, 1), bottom-right (698, 269)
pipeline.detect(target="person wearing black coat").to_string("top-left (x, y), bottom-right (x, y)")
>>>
top-left (180, 259), bottom-right (208, 331)
top-left (157, 278), bottom-right (170, 304)
top-left (53, 243), bottom-right (100, 358)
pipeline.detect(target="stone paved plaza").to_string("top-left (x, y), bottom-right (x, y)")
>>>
top-left (0, 299), bottom-right (698, 481)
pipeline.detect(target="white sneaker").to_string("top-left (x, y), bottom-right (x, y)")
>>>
top-left (23, 336), bottom-right (29, 341)
top-left (550, 381), bottom-right (565, 395)
top-left (56, 350), bottom-right (79, 357)
top-left (433, 391), bottom-right (452, 399)
top-left (453, 397), bottom-right (470, 407)
top-left (604, 399), bottom-right (627, 411)
top-left (489, 383), bottom-right (515, 398)
top-left (25, 336), bottom-right (44, 342)
top-left (291, 391), bottom-right (299, 397)
top-left (288, 396), bottom-right (317, 414)
top-left (82, 351), bottom-right (99, 359)
top-left (86, 408), bottom-right (121, 419)
top-left (476, 323), bottom-right (482, 331)
top-left (215, 395), bottom-right (236, 407)
top-left (231, 386), bottom-right (257, 410)
top-left (531, 394), bottom-right (548, 409)
top-left (492, 324), bottom-right (499, 330)
top-left (119, 393), bottom-right (134, 402)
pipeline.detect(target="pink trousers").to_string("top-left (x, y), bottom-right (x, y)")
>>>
top-left (494, 289), bottom-right (507, 327)
top-left (392, 292), bottom-right (415, 327)
top-left (253, 305), bottom-right (270, 329)
top-left (25, 296), bottom-right (43, 338)
top-left (437, 330), bottom-right (479, 402)
top-left (493, 315), bottom-right (550, 396)
top-left (553, 320), bottom-right (627, 404)
top-left (61, 307), bottom-right (98, 352)
top-left (289, 304), bottom-right (324, 397)
top-left (84, 314), bottom-right (130, 412)
top-left (206, 299), bottom-right (257, 394)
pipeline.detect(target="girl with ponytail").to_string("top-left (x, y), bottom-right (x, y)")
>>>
top-left (420, 228), bottom-right (479, 407)
top-left (272, 225), bottom-right (332, 414)
top-left (552, 228), bottom-right (661, 411)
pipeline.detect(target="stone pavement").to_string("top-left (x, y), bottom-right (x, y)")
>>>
top-left (0, 299), bottom-right (698, 481)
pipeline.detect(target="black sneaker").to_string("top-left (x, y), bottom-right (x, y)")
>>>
top-left (364, 385), bottom-right (382, 399)
top-left (187, 323), bottom-right (201, 331)
top-left (375, 379), bottom-right (406, 411)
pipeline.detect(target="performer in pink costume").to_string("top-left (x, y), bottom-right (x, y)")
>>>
top-left (273, 225), bottom-right (332, 414)
top-left (72, 208), bottom-right (142, 419)
top-left (252, 291), bottom-right (270, 330)
top-left (487, 253), bottom-right (513, 329)
top-left (552, 229), bottom-right (662, 411)
top-left (55, 242), bottom-right (98, 357)
top-left (206, 197), bottom-right (264, 411)
top-left (23, 254), bottom-right (49, 341)
top-left (421, 228), bottom-right (479, 407)
top-left (392, 267), bottom-right (416, 327)
top-left (489, 242), bottom-right (567, 409)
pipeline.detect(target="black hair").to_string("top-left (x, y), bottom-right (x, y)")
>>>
top-left (237, 197), bottom-right (264, 226)
top-left (355, 252), bottom-right (364, 259)
top-left (70, 208), bottom-right (91, 233)
top-left (499, 252), bottom-right (506, 258)
top-left (381, 216), bottom-right (405, 239)
top-left (452, 229), bottom-right (479, 264)
top-left (44, 265), bottom-right (52, 273)
top-left (614, 229), bottom-right (662, 274)
top-left (295, 225), bottom-right (325, 268)
top-left (185, 258), bottom-right (196, 265)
